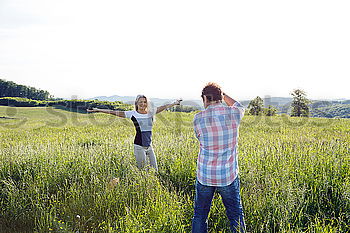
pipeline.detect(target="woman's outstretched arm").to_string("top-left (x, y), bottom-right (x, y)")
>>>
top-left (156, 99), bottom-right (182, 114)
top-left (87, 108), bottom-right (126, 118)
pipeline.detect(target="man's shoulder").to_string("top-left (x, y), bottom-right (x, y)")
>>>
top-left (193, 111), bottom-right (205, 124)
top-left (194, 110), bottom-right (206, 119)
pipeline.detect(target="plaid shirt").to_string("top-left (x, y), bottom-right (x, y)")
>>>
top-left (193, 101), bottom-right (245, 186)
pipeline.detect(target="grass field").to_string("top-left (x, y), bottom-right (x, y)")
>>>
top-left (0, 106), bottom-right (349, 232)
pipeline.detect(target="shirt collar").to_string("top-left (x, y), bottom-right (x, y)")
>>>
top-left (206, 102), bottom-right (224, 109)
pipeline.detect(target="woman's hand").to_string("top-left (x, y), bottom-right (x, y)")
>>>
top-left (174, 99), bottom-right (183, 105)
top-left (156, 99), bottom-right (182, 114)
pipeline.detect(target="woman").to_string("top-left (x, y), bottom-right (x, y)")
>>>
top-left (87, 95), bottom-right (182, 171)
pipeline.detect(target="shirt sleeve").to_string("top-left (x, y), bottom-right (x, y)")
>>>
top-left (147, 102), bottom-right (157, 116)
top-left (193, 114), bottom-right (200, 139)
top-left (147, 108), bottom-right (157, 117)
top-left (124, 110), bottom-right (134, 119)
top-left (230, 101), bottom-right (245, 123)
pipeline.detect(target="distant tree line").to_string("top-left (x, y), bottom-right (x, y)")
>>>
top-left (0, 97), bottom-right (133, 111)
top-left (0, 79), bottom-right (52, 100)
top-left (311, 104), bottom-right (350, 118)
top-left (4, 78), bottom-right (345, 117)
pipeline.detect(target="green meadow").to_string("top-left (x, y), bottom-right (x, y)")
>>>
top-left (0, 106), bottom-right (349, 232)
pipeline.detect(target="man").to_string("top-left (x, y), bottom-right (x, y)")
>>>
top-left (192, 83), bottom-right (246, 233)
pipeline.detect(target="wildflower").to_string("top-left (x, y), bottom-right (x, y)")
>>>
top-left (108, 177), bottom-right (120, 189)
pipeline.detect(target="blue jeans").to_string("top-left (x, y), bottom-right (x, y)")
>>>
top-left (192, 177), bottom-right (245, 233)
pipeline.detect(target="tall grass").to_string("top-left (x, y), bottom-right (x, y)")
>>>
top-left (0, 106), bottom-right (349, 232)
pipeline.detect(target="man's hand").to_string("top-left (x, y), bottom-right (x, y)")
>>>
top-left (222, 93), bottom-right (236, 106)
top-left (222, 92), bottom-right (226, 99)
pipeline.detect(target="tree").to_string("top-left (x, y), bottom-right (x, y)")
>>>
top-left (248, 96), bottom-right (264, 115)
top-left (290, 89), bottom-right (310, 117)
top-left (264, 105), bottom-right (277, 116)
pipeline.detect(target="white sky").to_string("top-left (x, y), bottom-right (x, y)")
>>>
top-left (0, 0), bottom-right (349, 100)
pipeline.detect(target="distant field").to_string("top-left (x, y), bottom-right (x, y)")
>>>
top-left (0, 106), bottom-right (349, 232)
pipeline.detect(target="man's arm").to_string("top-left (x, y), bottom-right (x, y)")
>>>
top-left (222, 93), bottom-right (237, 107)
top-left (222, 92), bottom-right (245, 121)
top-left (193, 118), bottom-right (200, 139)
top-left (87, 108), bottom-right (126, 118)
top-left (156, 99), bottom-right (182, 114)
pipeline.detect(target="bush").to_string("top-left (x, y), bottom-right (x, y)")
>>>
top-left (0, 98), bottom-right (133, 111)
top-left (0, 97), bottom-right (45, 107)
top-left (46, 100), bottom-right (133, 111)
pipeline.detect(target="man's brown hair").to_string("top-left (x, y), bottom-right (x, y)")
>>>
top-left (201, 82), bottom-right (222, 102)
